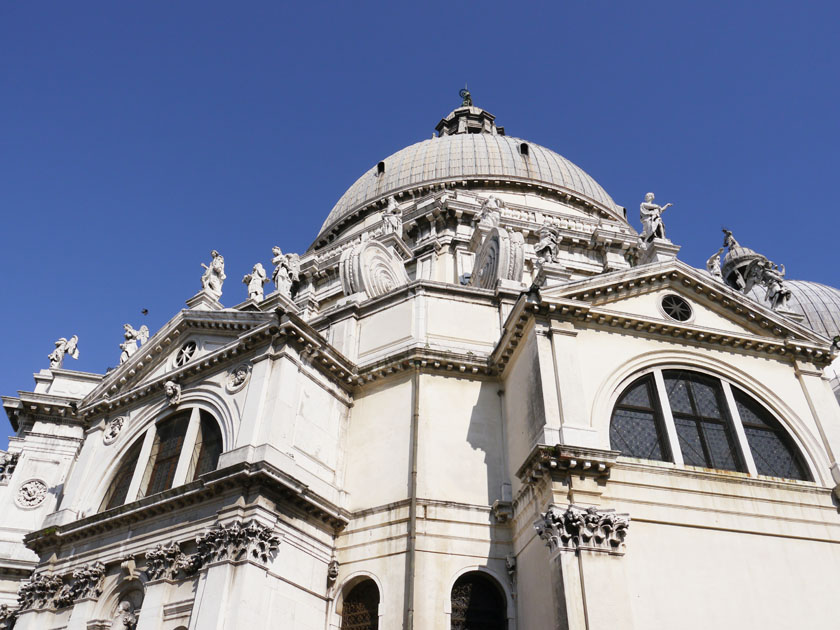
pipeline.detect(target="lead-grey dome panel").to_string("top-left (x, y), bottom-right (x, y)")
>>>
top-left (318, 133), bottom-right (621, 237)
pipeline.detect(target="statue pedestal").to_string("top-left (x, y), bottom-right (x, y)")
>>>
top-left (186, 290), bottom-right (223, 311)
top-left (532, 261), bottom-right (573, 288)
top-left (639, 238), bottom-right (681, 265)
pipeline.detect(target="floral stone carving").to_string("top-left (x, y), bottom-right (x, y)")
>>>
top-left (0, 451), bottom-right (19, 484)
top-left (144, 542), bottom-right (193, 581)
top-left (0, 604), bottom-right (17, 629)
top-left (534, 504), bottom-right (630, 555)
top-left (143, 520), bottom-right (280, 583)
top-left (339, 240), bottom-right (409, 299)
top-left (18, 573), bottom-right (63, 611)
top-left (469, 226), bottom-right (525, 290)
top-left (16, 479), bottom-right (48, 509)
top-left (194, 520), bottom-right (281, 566)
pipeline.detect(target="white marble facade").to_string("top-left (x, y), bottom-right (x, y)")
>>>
top-left (2, 99), bottom-right (840, 630)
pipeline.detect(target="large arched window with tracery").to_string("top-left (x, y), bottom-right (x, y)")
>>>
top-left (340, 579), bottom-right (379, 630)
top-left (450, 572), bottom-right (506, 630)
top-left (609, 368), bottom-right (811, 481)
top-left (99, 408), bottom-right (224, 512)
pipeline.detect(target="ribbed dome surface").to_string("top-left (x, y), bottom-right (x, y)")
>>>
top-left (785, 281), bottom-right (840, 340)
top-left (318, 133), bottom-right (621, 236)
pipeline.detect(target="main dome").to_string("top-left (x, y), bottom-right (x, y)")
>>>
top-left (316, 103), bottom-right (623, 244)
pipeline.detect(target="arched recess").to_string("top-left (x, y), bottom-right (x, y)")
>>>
top-left (93, 578), bottom-right (144, 627)
top-left (443, 566), bottom-right (515, 630)
top-left (592, 349), bottom-right (826, 483)
top-left (333, 572), bottom-right (382, 630)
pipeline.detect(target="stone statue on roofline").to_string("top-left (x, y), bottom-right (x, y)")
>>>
top-left (119, 324), bottom-right (149, 365)
top-left (48, 335), bottom-right (79, 369)
top-left (382, 196), bottom-right (402, 235)
top-left (706, 248), bottom-right (724, 281)
top-left (535, 225), bottom-right (561, 264)
top-left (271, 247), bottom-right (301, 298)
top-left (639, 192), bottom-right (673, 243)
top-left (476, 195), bottom-right (502, 228)
top-left (200, 250), bottom-right (226, 299)
top-left (243, 263), bottom-right (269, 302)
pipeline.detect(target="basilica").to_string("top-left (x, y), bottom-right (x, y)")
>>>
top-left (2, 91), bottom-right (840, 630)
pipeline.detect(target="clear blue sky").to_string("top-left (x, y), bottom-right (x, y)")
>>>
top-left (1, 2), bottom-right (838, 447)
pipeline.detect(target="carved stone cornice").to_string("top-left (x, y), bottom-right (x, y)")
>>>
top-left (493, 264), bottom-right (836, 374)
top-left (535, 504), bottom-right (630, 555)
top-left (516, 444), bottom-right (620, 486)
top-left (24, 460), bottom-right (349, 555)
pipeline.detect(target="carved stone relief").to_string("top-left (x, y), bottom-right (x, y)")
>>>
top-left (15, 479), bottom-right (48, 509)
top-left (339, 240), bottom-right (409, 299)
top-left (0, 451), bottom-right (19, 484)
top-left (143, 520), bottom-right (281, 583)
top-left (103, 416), bottom-right (126, 445)
top-left (164, 380), bottom-right (181, 407)
top-left (0, 604), bottom-right (17, 630)
top-left (17, 562), bottom-right (106, 611)
top-left (534, 504), bottom-right (629, 555)
top-left (225, 364), bottom-right (251, 393)
top-left (469, 226), bottom-right (525, 290)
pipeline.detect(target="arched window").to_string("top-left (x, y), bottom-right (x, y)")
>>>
top-left (99, 408), bottom-right (224, 512)
top-left (609, 368), bottom-right (812, 481)
top-left (341, 579), bottom-right (379, 630)
top-left (450, 572), bottom-right (506, 630)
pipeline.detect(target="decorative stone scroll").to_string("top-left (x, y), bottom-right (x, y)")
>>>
top-left (339, 240), bottom-right (409, 299)
top-left (535, 504), bottom-right (630, 555)
top-left (469, 227), bottom-right (524, 290)
top-left (15, 479), bottom-right (48, 509)
top-left (0, 451), bottom-right (19, 484)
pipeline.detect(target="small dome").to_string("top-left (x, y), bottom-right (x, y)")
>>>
top-left (785, 281), bottom-right (840, 340)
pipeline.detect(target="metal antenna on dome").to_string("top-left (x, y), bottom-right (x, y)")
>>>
top-left (459, 83), bottom-right (472, 107)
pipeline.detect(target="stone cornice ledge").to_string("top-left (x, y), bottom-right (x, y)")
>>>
top-left (516, 444), bottom-right (620, 485)
top-left (25, 459), bottom-right (350, 554)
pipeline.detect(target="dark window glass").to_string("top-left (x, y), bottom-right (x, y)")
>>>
top-left (145, 413), bottom-right (190, 496)
top-left (341, 579), bottom-right (379, 630)
top-left (451, 572), bottom-right (506, 630)
top-left (192, 413), bottom-right (223, 479)
top-left (609, 375), bottom-right (670, 462)
top-left (664, 371), bottom-right (742, 472)
top-left (734, 388), bottom-right (811, 481)
top-left (103, 439), bottom-right (142, 510)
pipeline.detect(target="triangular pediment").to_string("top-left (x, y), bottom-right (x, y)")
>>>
top-left (538, 260), bottom-right (831, 347)
top-left (82, 309), bottom-right (275, 407)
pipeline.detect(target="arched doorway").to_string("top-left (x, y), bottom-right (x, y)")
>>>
top-left (340, 578), bottom-right (379, 630)
top-left (450, 571), bottom-right (506, 630)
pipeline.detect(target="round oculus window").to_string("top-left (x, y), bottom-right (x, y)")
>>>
top-left (174, 341), bottom-right (197, 367)
top-left (661, 294), bottom-right (692, 322)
